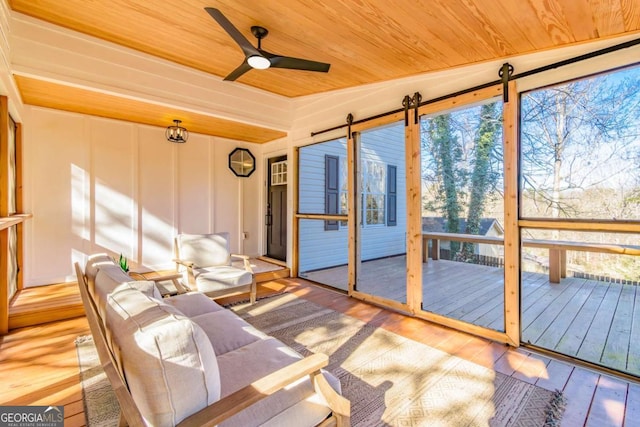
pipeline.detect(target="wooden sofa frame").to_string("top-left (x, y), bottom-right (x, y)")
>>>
top-left (74, 262), bottom-right (350, 427)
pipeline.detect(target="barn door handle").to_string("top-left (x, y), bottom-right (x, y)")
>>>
top-left (265, 214), bottom-right (272, 226)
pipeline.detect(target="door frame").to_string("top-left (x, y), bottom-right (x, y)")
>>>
top-left (264, 153), bottom-right (289, 263)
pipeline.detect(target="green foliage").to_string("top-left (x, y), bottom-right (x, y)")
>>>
top-left (119, 253), bottom-right (129, 273)
top-left (427, 114), bottom-right (463, 253)
top-left (461, 103), bottom-right (501, 260)
top-left (422, 102), bottom-right (502, 259)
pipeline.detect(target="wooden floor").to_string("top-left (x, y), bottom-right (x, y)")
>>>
top-left (1, 278), bottom-right (639, 426)
top-left (303, 257), bottom-right (640, 377)
top-left (8, 282), bottom-right (85, 330)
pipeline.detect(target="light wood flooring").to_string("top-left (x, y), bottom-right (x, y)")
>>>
top-left (303, 257), bottom-right (640, 377)
top-left (8, 282), bottom-right (84, 330)
top-left (1, 278), bottom-right (639, 426)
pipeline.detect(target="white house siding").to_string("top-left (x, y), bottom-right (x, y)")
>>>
top-left (479, 225), bottom-right (505, 258)
top-left (299, 124), bottom-right (407, 272)
top-left (299, 138), bottom-right (347, 214)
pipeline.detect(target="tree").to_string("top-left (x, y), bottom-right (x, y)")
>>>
top-left (460, 103), bottom-right (501, 260)
top-left (521, 66), bottom-right (640, 280)
top-left (521, 69), bottom-right (640, 221)
top-left (425, 114), bottom-right (463, 253)
top-left (421, 102), bottom-right (503, 260)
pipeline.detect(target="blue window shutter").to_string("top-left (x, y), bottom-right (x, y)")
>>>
top-left (387, 165), bottom-right (397, 226)
top-left (325, 155), bottom-right (339, 231)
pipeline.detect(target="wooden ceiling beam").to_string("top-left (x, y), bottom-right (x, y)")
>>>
top-left (14, 76), bottom-right (287, 144)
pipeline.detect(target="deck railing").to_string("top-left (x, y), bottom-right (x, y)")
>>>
top-left (423, 232), bottom-right (640, 283)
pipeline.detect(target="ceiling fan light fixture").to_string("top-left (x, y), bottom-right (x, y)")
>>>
top-left (206, 8), bottom-right (330, 81)
top-left (247, 55), bottom-right (271, 70)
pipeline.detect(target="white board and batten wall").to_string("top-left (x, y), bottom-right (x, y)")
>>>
top-left (21, 106), bottom-right (263, 286)
top-left (298, 123), bottom-right (406, 273)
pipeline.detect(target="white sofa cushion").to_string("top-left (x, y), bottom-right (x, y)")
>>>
top-left (191, 310), bottom-right (269, 356)
top-left (94, 265), bottom-right (160, 320)
top-left (216, 338), bottom-right (336, 427)
top-left (84, 253), bottom-right (114, 298)
top-left (163, 292), bottom-right (224, 317)
top-left (114, 280), bottom-right (162, 300)
top-left (106, 287), bottom-right (221, 426)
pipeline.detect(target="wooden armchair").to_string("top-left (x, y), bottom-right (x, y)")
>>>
top-left (174, 232), bottom-right (257, 304)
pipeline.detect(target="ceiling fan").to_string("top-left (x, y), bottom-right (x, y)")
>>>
top-left (205, 7), bottom-right (331, 81)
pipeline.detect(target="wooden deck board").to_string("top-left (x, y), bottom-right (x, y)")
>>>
top-left (586, 375), bottom-right (627, 427)
top-left (601, 283), bottom-right (635, 370)
top-left (522, 277), bottom-right (588, 343)
top-left (561, 367), bottom-right (600, 426)
top-left (511, 353), bottom-right (550, 385)
top-left (627, 292), bottom-right (640, 373)
top-left (625, 383), bottom-right (640, 426)
top-left (534, 359), bottom-right (573, 391)
top-left (555, 282), bottom-right (608, 356)
top-left (475, 273), bottom-right (550, 331)
top-left (577, 283), bottom-right (623, 364)
top-left (456, 282), bottom-right (504, 327)
top-left (535, 278), bottom-right (597, 350)
top-left (306, 257), bottom-right (640, 377)
top-left (425, 267), bottom-right (501, 314)
top-left (521, 278), bottom-right (572, 331)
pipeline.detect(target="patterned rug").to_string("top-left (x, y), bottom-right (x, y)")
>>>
top-left (75, 336), bottom-right (120, 427)
top-left (230, 294), bottom-right (566, 427)
top-left (76, 293), bottom-right (566, 426)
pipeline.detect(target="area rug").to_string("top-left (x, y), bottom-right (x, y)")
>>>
top-left (75, 294), bottom-right (566, 426)
top-left (230, 294), bottom-right (566, 427)
top-left (75, 336), bottom-right (120, 427)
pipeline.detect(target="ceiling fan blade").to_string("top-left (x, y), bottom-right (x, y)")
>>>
top-left (205, 7), bottom-right (260, 58)
top-left (267, 53), bottom-right (331, 73)
top-left (224, 61), bottom-right (253, 81)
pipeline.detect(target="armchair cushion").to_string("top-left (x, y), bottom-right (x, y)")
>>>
top-left (177, 233), bottom-right (232, 268)
top-left (195, 266), bottom-right (253, 293)
top-left (175, 232), bottom-right (256, 303)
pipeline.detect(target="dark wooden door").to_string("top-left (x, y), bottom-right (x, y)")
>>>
top-left (266, 156), bottom-right (287, 261)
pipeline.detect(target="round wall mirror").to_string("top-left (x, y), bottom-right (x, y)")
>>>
top-left (228, 148), bottom-right (256, 177)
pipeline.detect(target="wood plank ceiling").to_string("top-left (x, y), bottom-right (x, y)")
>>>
top-left (10, 0), bottom-right (640, 98)
top-left (8, 1), bottom-right (640, 142)
top-left (13, 76), bottom-right (287, 144)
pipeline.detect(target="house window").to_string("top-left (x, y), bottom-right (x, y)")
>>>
top-left (325, 155), bottom-right (340, 231)
top-left (339, 157), bottom-right (348, 224)
top-left (363, 160), bottom-right (386, 225)
top-left (326, 155), bottom-right (396, 228)
top-left (271, 160), bottom-right (287, 186)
